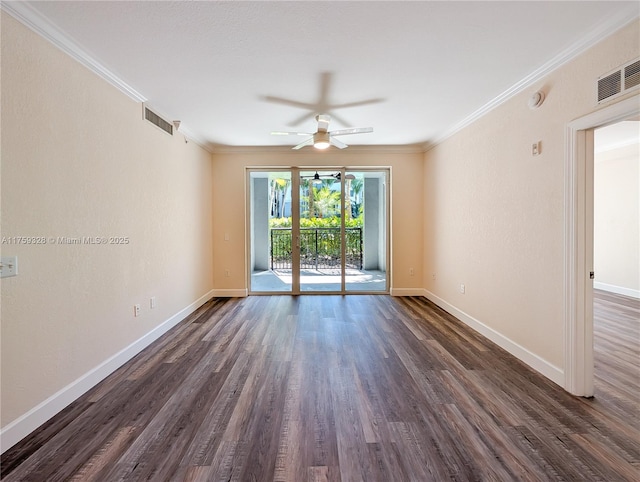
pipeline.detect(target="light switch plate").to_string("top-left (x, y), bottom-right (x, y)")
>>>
top-left (532, 141), bottom-right (541, 156)
top-left (0, 256), bottom-right (18, 278)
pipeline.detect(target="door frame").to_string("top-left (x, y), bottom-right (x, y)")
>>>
top-left (294, 167), bottom-right (346, 294)
top-left (246, 166), bottom-right (391, 295)
top-left (564, 95), bottom-right (639, 396)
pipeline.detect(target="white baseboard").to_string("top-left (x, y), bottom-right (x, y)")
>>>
top-left (390, 287), bottom-right (426, 297)
top-left (422, 290), bottom-right (564, 387)
top-left (212, 289), bottom-right (248, 298)
top-left (594, 282), bottom-right (640, 299)
top-left (0, 289), bottom-right (215, 454)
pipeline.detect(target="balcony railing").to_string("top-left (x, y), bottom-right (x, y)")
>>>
top-left (271, 227), bottom-right (363, 270)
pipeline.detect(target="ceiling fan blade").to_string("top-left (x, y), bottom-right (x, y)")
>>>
top-left (332, 98), bottom-right (384, 109)
top-left (334, 172), bottom-right (356, 180)
top-left (262, 96), bottom-right (315, 110)
top-left (330, 127), bottom-right (374, 136)
top-left (271, 131), bottom-right (312, 136)
top-left (330, 137), bottom-right (348, 149)
top-left (325, 111), bottom-right (351, 128)
top-left (319, 72), bottom-right (332, 105)
top-left (292, 137), bottom-right (314, 150)
top-left (288, 111), bottom-right (317, 127)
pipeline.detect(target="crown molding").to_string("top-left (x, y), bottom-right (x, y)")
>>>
top-left (4, 1), bottom-right (637, 155)
top-left (178, 125), bottom-right (213, 154)
top-left (142, 102), bottom-right (212, 153)
top-left (1, 1), bottom-right (146, 102)
top-left (2, 3), bottom-right (214, 153)
top-left (209, 143), bottom-right (425, 155)
top-left (427, 6), bottom-right (640, 150)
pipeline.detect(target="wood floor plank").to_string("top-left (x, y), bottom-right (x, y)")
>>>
top-left (436, 370), bottom-right (540, 478)
top-left (569, 432), bottom-right (640, 481)
top-left (2, 292), bottom-right (639, 481)
top-left (69, 427), bottom-right (137, 482)
top-left (330, 366), bottom-right (375, 481)
top-left (387, 421), bottom-right (447, 481)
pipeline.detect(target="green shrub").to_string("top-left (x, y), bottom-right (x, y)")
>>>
top-left (269, 215), bottom-right (363, 229)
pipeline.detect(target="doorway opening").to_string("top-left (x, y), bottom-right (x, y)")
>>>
top-left (247, 168), bottom-right (390, 294)
top-left (564, 95), bottom-right (639, 397)
top-left (592, 120), bottom-right (639, 401)
top-left (593, 121), bottom-right (639, 299)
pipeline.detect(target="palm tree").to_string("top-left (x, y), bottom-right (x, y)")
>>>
top-left (350, 178), bottom-right (364, 217)
top-left (345, 177), bottom-right (352, 219)
top-left (270, 178), bottom-right (289, 218)
top-left (314, 186), bottom-right (340, 218)
top-left (301, 179), bottom-right (316, 218)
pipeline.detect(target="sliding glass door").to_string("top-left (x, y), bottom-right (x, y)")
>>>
top-left (345, 170), bottom-right (388, 292)
top-left (299, 170), bottom-right (343, 292)
top-left (248, 168), bottom-right (389, 294)
top-left (248, 170), bottom-right (293, 293)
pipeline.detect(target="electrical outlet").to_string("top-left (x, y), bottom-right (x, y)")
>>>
top-left (134, 304), bottom-right (141, 317)
top-left (459, 284), bottom-right (465, 294)
top-left (150, 297), bottom-right (156, 309)
top-left (432, 273), bottom-right (436, 280)
top-left (224, 269), bottom-right (230, 277)
top-left (409, 268), bottom-right (415, 276)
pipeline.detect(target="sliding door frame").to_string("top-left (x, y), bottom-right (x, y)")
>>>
top-left (246, 166), bottom-right (391, 295)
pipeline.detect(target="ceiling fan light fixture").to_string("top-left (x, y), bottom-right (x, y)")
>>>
top-left (314, 132), bottom-right (331, 149)
top-left (274, 114), bottom-right (372, 149)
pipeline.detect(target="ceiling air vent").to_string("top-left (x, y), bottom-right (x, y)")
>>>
top-left (144, 106), bottom-right (173, 135)
top-left (597, 58), bottom-right (640, 104)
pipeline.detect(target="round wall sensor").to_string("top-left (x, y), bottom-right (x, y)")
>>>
top-left (528, 91), bottom-right (545, 109)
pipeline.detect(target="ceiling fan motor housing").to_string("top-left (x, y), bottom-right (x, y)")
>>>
top-left (314, 131), bottom-right (331, 149)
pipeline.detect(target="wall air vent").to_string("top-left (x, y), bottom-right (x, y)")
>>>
top-left (144, 106), bottom-right (173, 135)
top-left (624, 59), bottom-right (640, 90)
top-left (597, 71), bottom-right (621, 102)
top-left (597, 58), bottom-right (640, 104)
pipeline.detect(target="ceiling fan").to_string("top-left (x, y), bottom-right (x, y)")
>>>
top-left (271, 114), bottom-right (373, 150)
top-left (301, 171), bottom-right (356, 182)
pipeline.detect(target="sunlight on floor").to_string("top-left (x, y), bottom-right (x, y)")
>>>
top-left (251, 269), bottom-right (387, 292)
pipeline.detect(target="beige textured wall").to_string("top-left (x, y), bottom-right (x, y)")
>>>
top-left (594, 143), bottom-right (640, 294)
top-left (1, 15), bottom-right (213, 426)
top-left (424, 20), bottom-right (639, 370)
top-left (211, 148), bottom-right (424, 293)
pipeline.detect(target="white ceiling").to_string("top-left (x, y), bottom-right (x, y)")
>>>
top-left (595, 121), bottom-right (640, 153)
top-left (7, 1), bottom-right (640, 151)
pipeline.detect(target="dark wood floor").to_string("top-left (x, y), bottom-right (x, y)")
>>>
top-left (2, 292), bottom-right (638, 481)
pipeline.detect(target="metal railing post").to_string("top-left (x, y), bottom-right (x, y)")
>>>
top-left (359, 228), bottom-right (363, 269)
top-left (270, 229), bottom-right (274, 269)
